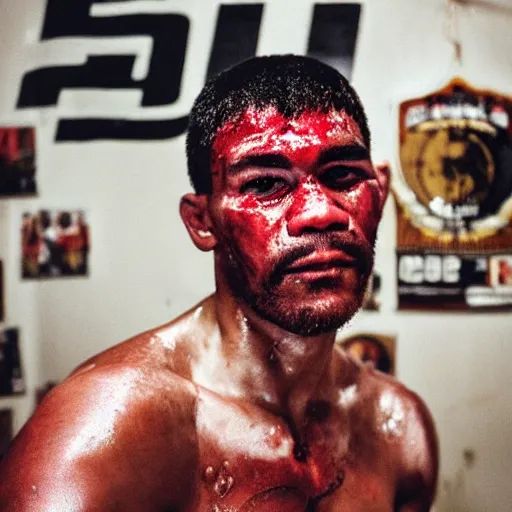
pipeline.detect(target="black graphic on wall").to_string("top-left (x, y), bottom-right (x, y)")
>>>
top-left (18, 0), bottom-right (190, 140)
top-left (17, 2), bottom-right (361, 142)
top-left (307, 3), bottom-right (361, 81)
top-left (206, 4), bottom-right (264, 80)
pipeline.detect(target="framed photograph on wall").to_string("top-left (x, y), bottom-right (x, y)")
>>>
top-left (0, 328), bottom-right (25, 396)
top-left (21, 210), bottom-right (90, 279)
top-left (0, 127), bottom-right (36, 197)
top-left (0, 409), bottom-right (13, 460)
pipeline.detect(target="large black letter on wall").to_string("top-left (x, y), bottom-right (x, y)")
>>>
top-left (16, 2), bottom-right (361, 142)
top-left (206, 4), bottom-right (264, 80)
top-left (18, 0), bottom-right (190, 140)
top-left (307, 3), bottom-right (361, 80)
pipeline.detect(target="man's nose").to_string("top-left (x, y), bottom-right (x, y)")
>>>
top-left (286, 180), bottom-right (350, 236)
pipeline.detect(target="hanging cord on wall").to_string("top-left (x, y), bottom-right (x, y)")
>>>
top-left (444, 0), bottom-right (464, 67)
top-left (453, 0), bottom-right (512, 15)
top-left (445, 0), bottom-right (512, 67)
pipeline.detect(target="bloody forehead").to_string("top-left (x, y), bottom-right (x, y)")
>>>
top-left (211, 105), bottom-right (367, 169)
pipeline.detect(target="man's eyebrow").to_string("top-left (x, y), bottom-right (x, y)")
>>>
top-left (317, 145), bottom-right (370, 166)
top-left (228, 153), bottom-right (292, 174)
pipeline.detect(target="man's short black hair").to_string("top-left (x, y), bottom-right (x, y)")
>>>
top-left (186, 54), bottom-right (371, 194)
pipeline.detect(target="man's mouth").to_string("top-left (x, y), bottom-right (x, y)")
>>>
top-left (284, 251), bottom-right (358, 278)
top-left (267, 239), bottom-right (372, 287)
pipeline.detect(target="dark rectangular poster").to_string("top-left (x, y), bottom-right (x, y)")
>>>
top-left (0, 127), bottom-right (36, 197)
top-left (0, 409), bottom-right (13, 460)
top-left (0, 328), bottom-right (25, 396)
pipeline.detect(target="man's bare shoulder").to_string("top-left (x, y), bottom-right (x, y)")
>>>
top-left (335, 344), bottom-right (436, 430)
top-left (335, 346), bottom-right (439, 509)
top-left (0, 315), bottom-right (206, 511)
top-left (73, 295), bottom-right (218, 384)
top-left (72, 298), bottom-right (213, 376)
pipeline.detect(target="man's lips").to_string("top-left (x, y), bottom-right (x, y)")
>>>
top-left (268, 239), bottom-right (372, 287)
top-left (284, 251), bottom-right (358, 275)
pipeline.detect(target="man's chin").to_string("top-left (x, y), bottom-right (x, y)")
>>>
top-left (254, 294), bottom-right (362, 337)
top-left (227, 264), bottom-right (369, 336)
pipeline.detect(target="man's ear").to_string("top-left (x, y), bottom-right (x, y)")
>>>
top-left (375, 161), bottom-right (391, 211)
top-left (180, 193), bottom-right (217, 252)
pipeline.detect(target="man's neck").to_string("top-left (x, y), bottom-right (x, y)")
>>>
top-left (200, 286), bottom-right (339, 432)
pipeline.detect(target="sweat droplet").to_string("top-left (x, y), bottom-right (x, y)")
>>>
top-left (214, 475), bottom-right (234, 497)
top-left (204, 465), bottom-right (216, 484)
top-left (266, 424), bottom-right (283, 449)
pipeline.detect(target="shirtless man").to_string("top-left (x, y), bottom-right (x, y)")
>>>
top-left (0, 55), bottom-right (438, 511)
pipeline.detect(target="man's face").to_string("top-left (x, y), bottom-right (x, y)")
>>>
top-left (208, 105), bottom-right (384, 336)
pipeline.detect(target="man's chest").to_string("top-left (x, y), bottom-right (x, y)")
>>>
top-left (187, 391), bottom-right (395, 512)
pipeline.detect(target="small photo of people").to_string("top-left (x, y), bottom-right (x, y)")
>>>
top-left (0, 127), bottom-right (36, 197)
top-left (339, 333), bottom-right (396, 375)
top-left (488, 255), bottom-right (512, 287)
top-left (21, 210), bottom-right (90, 279)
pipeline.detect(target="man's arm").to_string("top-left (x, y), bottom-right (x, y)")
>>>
top-left (396, 389), bottom-right (439, 511)
top-left (0, 364), bottom-right (199, 511)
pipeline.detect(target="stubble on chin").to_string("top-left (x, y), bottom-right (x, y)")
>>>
top-left (223, 255), bottom-right (369, 336)
top-left (256, 277), bottom-right (367, 336)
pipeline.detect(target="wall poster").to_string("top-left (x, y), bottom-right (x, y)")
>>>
top-left (393, 78), bottom-right (512, 310)
top-left (339, 333), bottom-right (396, 376)
top-left (0, 409), bottom-right (13, 460)
top-left (22, 210), bottom-right (90, 279)
top-left (0, 328), bottom-right (25, 397)
top-left (0, 127), bottom-right (36, 197)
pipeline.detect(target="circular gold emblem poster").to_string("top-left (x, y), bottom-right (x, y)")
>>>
top-left (393, 78), bottom-right (512, 310)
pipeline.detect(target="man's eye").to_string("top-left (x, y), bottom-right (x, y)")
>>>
top-left (240, 177), bottom-right (287, 196)
top-left (322, 167), bottom-right (367, 190)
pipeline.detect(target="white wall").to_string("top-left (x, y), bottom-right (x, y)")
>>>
top-left (1, 0), bottom-right (511, 510)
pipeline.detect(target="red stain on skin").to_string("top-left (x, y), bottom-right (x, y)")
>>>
top-left (213, 106), bottom-right (361, 169)
top-left (309, 462), bottom-right (323, 489)
top-left (209, 105), bottom-right (385, 321)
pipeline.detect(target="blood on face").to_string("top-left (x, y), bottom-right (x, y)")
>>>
top-left (208, 106), bottom-right (383, 334)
